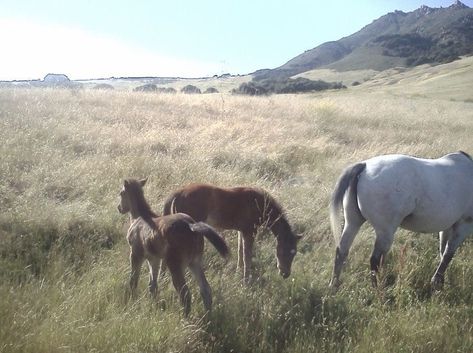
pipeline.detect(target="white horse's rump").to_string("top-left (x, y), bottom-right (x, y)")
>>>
top-left (330, 151), bottom-right (473, 289)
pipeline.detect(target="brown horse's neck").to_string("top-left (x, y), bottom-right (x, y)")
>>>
top-left (270, 216), bottom-right (294, 240)
top-left (260, 195), bottom-right (290, 237)
top-left (128, 188), bottom-right (159, 230)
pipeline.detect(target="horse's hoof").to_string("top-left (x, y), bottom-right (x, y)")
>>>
top-left (370, 271), bottom-right (378, 288)
top-left (329, 279), bottom-right (340, 293)
top-left (431, 275), bottom-right (444, 291)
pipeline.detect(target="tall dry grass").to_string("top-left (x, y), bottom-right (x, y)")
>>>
top-left (1, 87), bottom-right (473, 353)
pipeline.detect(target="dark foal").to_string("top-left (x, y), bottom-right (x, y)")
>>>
top-left (118, 178), bottom-right (229, 316)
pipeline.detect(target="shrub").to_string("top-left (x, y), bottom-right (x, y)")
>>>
top-left (133, 84), bottom-right (157, 92)
top-left (181, 85), bottom-right (201, 94)
top-left (204, 87), bottom-right (219, 94)
top-left (156, 87), bottom-right (177, 94)
top-left (232, 77), bottom-right (345, 95)
top-left (232, 82), bottom-right (268, 96)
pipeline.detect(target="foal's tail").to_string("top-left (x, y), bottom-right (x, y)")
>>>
top-left (330, 162), bottom-right (366, 241)
top-left (163, 193), bottom-right (179, 215)
top-left (190, 222), bottom-right (230, 258)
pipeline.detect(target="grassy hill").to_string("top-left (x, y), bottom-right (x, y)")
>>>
top-left (293, 55), bottom-right (473, 101)
top-left (358, 55), bottom-right (473, 101)
top-left (1, 70), bottom-right (473, 352)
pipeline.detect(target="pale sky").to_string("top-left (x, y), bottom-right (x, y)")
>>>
top-left (0, 0), bottom-right (471, 80)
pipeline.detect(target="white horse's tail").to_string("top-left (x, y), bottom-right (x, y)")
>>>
top-left (330, 162), bottom-right (366, 242)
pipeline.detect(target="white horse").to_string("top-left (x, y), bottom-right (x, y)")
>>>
top-left (329, 151), bottom-right (473, 289)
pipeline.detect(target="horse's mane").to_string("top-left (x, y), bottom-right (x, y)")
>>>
top-left (259, 189), bottom-right (293, 235)
top-left (126, 179), bottom-right (159, 230)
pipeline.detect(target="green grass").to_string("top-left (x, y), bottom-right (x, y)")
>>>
top-left (1, 85), bottom-right (473, 352)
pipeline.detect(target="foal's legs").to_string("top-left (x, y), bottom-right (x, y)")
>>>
top-left (129, 250), bottom-right (144, 297)
top-left (237, 232), bottom-right (244, 270)
top-left (147, 258), bottom-right (161, 298)
top-left (189, 261), bottom-right (212, 312)
top-left (241, 231), bottom-right (255, 282)
top-left (432, 220), bottom-right (473, 289)
top-left (168, 261), bottom-right (191, 316)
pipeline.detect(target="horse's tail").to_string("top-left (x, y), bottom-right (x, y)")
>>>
top-left (190, 222), bottom-right (229, 259)
top-left (330, 162), bottom-right (366, 242)
top-left (163, 192), bottom-right (179, 215)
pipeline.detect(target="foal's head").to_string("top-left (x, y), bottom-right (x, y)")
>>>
top-left (275, 221), bottom-right (302, 278)
top-left (117, 178), bottom-right (148, 215)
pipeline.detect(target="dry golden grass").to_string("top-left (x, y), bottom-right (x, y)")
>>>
top-left (294, 68), bottom-right (379, 86)
top-left (357, 55), bottom-right (473, 101)
top-left (2, 81), bottom-right (473, 352)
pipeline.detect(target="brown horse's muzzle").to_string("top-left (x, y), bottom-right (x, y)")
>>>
top-left (278, 268), bottom-right (290, 279)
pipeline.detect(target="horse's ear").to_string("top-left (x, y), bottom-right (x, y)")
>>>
top-left (139, 177), bottom-right (148, 187)
top-left (123, 179), bottom-right (129, 188)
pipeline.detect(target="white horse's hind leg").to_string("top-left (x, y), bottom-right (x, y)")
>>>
top-left (432, 221), bottom-right (473, 289)
top-left (439, 229), bottom-right (452, 258)
top-left (330, 199), bottom-right (365, 289)
top-left (370, 228), bottom-right (396, 288)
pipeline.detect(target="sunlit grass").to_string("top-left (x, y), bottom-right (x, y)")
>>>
top-left (1, 86), bottom-right (473, 352)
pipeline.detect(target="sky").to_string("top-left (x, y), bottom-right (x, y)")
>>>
top-left (0, 0), bottom-right (472, 80)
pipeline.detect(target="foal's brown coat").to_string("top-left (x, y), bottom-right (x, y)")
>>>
top-left (163, 183), bottom-right (300, 280)
top-left (118, 178), bottom-right (229, 316)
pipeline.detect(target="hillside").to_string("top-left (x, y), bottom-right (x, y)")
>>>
top-left (257, 1), bottom-right (473, 79)
top-left (295, 55), bottom-right (473, 101)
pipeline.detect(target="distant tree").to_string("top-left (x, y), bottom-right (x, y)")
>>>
top-left (133, 84), bottom-right (157, 92)
top-left (204, 87), bottom-right (219, 94)
top-left (232, 82), bottom-right (268, 96)
top-left (232, 77), bottom-right (345, 95)
top-left (181, 85), bottom-right (201, 94)
top-left (164, 87), bottom-right (177, 94)
top-left (156, 87), bottom-right (177, 94)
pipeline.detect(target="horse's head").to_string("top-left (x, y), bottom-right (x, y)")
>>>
top-left (117, 178), bottom-right (148, 214)
top-left (276, 231), bottom-right (302, 278)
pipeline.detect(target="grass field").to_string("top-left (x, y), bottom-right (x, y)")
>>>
top-left (1, 63), bottom-right (473, 353)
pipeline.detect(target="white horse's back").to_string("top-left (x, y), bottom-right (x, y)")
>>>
top-left (358, 152), bottom-right (473, 233)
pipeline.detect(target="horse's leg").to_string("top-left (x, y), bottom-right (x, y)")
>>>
top-left (147, 258), bottom-right (161, 299)
top-left (237, 232), bottom-right (244, 270)
top-left (241, 231), bottom-right (255, 283)
top-left (189, 261), bottom-right (212, 312)
top-left (432, 221), bottom-right (473, 289)
top-left (438, 229), bottom-right (452, 258)
top-left (129, 250), bottom-right (144, 298)
top-left (370, 228), bottom-right (396, 288)
top-left (330, 192), bottom-right (365, 290)
top-left (168, 261), bottom-right (191, 317)
top-left (158, 259), bottom-right (167, 281)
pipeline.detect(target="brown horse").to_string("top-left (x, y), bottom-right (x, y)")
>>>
top-left (163, 183), bottom-right (301, 281)
top-left (117, 178), bottom-right (229, 316)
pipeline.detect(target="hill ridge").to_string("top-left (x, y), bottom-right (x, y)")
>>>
top-left (256, 2), bottom-right (473, 79)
